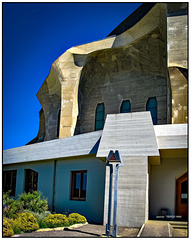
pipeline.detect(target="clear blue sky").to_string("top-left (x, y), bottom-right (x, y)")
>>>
top-left (3, 2), bottom-right (142, 150)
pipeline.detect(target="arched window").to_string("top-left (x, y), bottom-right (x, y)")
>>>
top-left (120, 100), bottom-right (131, 113)
top-left (146, 97), bottom-right (157, 125)
top-left (95, 103), bottom-right (105, 131)
top-left (57, 109), bottom-right (61, 137)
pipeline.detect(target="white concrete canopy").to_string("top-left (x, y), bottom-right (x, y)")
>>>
top-left (3, 131), bottom-right (102, 165)
top-left (96, 111), bottom-right (159, 157)
top-left (3, 117), bottom-right (188, 165)
top-left (154, 124), bottom-right (187, 149)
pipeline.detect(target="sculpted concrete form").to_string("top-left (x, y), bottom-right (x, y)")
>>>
top-left (30, 3), bottom-right (187, 144)
top-left (33, 3), bottom-right (169, 142)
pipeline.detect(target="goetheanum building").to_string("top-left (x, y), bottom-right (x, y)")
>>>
top-left (3, 3), bottom-right (188, 227)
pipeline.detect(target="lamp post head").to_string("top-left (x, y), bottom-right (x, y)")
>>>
top-left (107, 150), bottom-right (122, 164)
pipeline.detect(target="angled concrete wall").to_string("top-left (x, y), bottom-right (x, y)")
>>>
top-left (167, 12), bottom-right (188, 125)
top-left (167, 14), bottom-right (188, 69)
top-left (104, 156), bottom-right (148, 227)
top-left (98, 113), bottom-right (157, 227)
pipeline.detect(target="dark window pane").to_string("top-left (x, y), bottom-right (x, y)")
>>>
top-left (57, 109), bottom-right (61, 137)
top-left (25, 169), bottom-right (38, 193)
top-left (96, 111), bottom-right (104, 121)
top-left (95, 103), bottom-right (105, 131)
top-left (181, 180), bottom-right (188, 203)
top-left (75, 173), bottom-right (81, 189)
top-left (146, 97), bottom-right (157, 125)
top-left (121, 100), bottom-right (131, 113)
top-left (3, 170), bottom-right (17, 196)
top-left (71, 170), bottom-right (87, 201)
top-left (97, 104), bottom-right (104, 112)
top-left (73, 174), bottom-right (80, 198)
top-left (82, 172), bottom-right (87, 191)
top-left (96, 120), bottom-right (104, 130)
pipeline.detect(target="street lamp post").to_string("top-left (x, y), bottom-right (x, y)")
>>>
top-left (106, 150), bottom-right (124, 237)
top-left (105, 163), bottom-right (113, 237)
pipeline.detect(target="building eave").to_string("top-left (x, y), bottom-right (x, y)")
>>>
top-left (3, 131), bottom-right (102, 165)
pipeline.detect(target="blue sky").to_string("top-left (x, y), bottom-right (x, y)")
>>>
top-left (3, 2), bottom-right (142, 150)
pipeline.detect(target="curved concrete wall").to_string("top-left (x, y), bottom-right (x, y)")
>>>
top-left (30, 3), bottom-right (168, 142)
top-left (30, 3), bottom-right (187, 143)
top-left (78, 4), bottom-right (168, 133)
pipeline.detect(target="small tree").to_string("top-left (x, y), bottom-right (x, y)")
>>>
top-left (18, 191), bottom-right (48, 213)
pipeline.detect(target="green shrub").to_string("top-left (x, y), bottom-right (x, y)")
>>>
top-left (45, 214), bottom-right (69, 228)
top-left (68, 213), bottom-right (87, 225)
top-left (38, 220), bottom-right (50, 229)
top-left (17, 212), bottom-right (39, 232)
top-left (24, 210), bottom-right (51, 229)
top-left (24, 210), bottom-right (51, 222)
top-left (18, 191), bottom-right (48, 213)
top-left (3, 218), bottom-right (14, 237)
top-left (7, 219), bottom-right (21, 235)
top-left (3, 192), bottom-right (21, 219)
top-left (3, 191), bottom-right (48, 220)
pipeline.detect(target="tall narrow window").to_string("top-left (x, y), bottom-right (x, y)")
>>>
top-left (25, 169), bottom-right (38, 193)
top-left (95, 103), bottom-right (105, 131)
top-left (3, 170), bottom-right (17, 196)
top-left (146, 97), bottom-right (157, 125)
top-left (57, 109), bottom-right (61, 137)
top-left (70, 170), bottom-right (87, 201)
top-left (120, 100), bottom-right (131, 113)
top-left (181, 180), bottom-right (188, 204)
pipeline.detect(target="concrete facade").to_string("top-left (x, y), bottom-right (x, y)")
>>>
top-left (28, 3), bottom-right (172, 143)
top-left (3, 2), bottom-right (188, 229)
top-left (104, 156), bottom-right (149, 227)
top-left (167, 6), bottom-right (188, 124)
top-left (27, 3), bottom-right (187, 144)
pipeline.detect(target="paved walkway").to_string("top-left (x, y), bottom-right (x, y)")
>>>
top-left (140, 220), bottom-right (169, 237)
top-left (139, 220), bottom-right (188, 238)
top-left (14, 221), bottom-right (188, 238)
top-left (17, 224), bottom-right (139, 238)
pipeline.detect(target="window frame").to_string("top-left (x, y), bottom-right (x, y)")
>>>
top-left (70, 170), bottom-right (87, 201)
top-left (24, 169), bottom-right (38, 193)
top-left (3, 170), bottom-right (17, 196)
top-left (95, 103), bottom-right (105, 131)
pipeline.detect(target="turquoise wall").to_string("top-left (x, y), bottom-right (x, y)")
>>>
top-left (3, 156), bottom-right (106, 224)
top-left (3, 160), bottom-right (55, 208)
top-left (55, 156), bottom-right (106, 224)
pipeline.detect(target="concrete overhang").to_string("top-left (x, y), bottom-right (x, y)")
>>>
top-left (154, 124), bottom-right (187, 149)
top-left (149, 124), bottom-right (187, 165)
top-left (97, 112), bottom-right (159, 158)
top-left (3, 131), bottom-right (102, 165)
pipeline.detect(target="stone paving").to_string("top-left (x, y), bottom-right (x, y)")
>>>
top-left (16, 224), bottom-right (139, 238)
top-left (14, 221), bottom-right (188, 238)
top-left (139, 220), bottom-right (188, 238)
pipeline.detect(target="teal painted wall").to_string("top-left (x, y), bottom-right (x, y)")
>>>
top-left (54, 157), bottom-right (106, 224)
top-left (3, 156), bottom-right (106, 224)
top-left (3, 160), bottom-right (55, 208)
